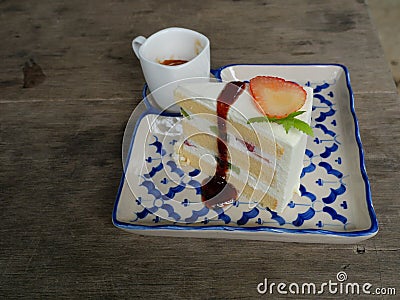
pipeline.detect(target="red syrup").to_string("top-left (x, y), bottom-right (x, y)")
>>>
top-left (201, 81), bottom-right (246, 208)
top-left (160, 59), bottom-right (188, 66)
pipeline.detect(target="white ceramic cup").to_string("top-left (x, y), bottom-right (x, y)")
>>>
top-left (132, 27), bottom-right (210, 113)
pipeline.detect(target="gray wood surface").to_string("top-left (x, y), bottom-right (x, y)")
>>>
top-left (1, 0), bottom-right (399, 298)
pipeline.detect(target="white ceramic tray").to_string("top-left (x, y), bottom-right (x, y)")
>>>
top-left (112, 64), bottom-right (378, 243)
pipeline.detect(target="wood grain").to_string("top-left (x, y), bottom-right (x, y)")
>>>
top-left (0, 0), bottom-right (397, 102)
top-left (0, 0), bottom-right (399, 298)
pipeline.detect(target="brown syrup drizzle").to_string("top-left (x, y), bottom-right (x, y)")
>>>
top-left (159, 59), bottom-right (188, 66)
top-left (201, 81), bottom-right (246, 208)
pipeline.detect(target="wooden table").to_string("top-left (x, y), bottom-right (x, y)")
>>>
top-left (1, 0), bottom-right (398, 298)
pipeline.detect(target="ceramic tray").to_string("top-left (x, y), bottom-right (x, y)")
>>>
top-left (112, 64), bottom-right (378, 243)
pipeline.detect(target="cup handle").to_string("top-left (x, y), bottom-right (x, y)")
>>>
top-left (132, 36), bottom-right (146, 59)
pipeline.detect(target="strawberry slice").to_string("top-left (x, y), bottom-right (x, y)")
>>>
top-left (249, 76), bottom-right (306, 119)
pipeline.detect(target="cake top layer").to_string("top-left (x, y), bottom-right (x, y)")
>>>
top-left (174, 81), bottom-right (313, 147)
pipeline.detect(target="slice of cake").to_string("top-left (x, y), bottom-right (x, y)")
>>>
top-left (174, 77), bottom-right (313, 212)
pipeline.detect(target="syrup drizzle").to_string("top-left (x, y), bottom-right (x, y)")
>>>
top-left (201, 81), bottom-right (246, 208)
top-left (160, 59), bottom-right (188, 66)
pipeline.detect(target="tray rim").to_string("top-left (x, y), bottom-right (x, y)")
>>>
top-left (112, 63), bottom-right (379, 239)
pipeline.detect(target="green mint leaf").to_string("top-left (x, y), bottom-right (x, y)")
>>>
top-left (246, 111), bottom-right (313, 136)
top-left (230, 163), bottom-right (240, 175)
top-left (293, 118), bottom-right (314, 136)
top-left (209, 125), bottom-right (218, 135)
top-left (180, 108), bottom-right (190, 119)
top-left (215, 156), bottom-right (240, 174)
top-left (247, 116), bottom-right (269, 124)
top-left (281, 118), bottom-right (294, 134)
top-left (286, 110), bottom-right (306, 118)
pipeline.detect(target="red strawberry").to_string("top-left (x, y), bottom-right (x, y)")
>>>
top-left (249, 76), bottom-right (306, 119)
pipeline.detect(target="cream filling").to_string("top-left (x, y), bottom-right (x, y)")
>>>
top-left (180, 141), bottom-right (277, 194)
top-left (180, 141), bottom-right (301, 212)
top-left (180, 112), bottom-right (276, 167)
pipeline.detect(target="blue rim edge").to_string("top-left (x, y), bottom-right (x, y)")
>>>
top-left (112, 64), bottom-right (378, 238)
